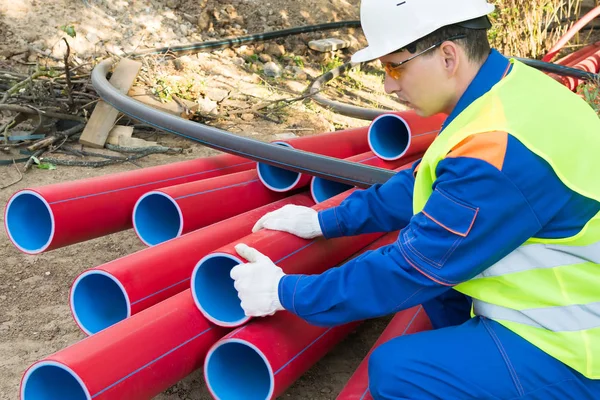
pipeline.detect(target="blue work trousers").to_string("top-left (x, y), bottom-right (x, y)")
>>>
top-left (367, 290), bottom-right (600, 399)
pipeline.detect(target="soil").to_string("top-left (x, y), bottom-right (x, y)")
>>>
top-left (0, 0), bottom-right (403, 399)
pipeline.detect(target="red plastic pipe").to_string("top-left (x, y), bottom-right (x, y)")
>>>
top-left (203, 234), bottom-right (399, 400)
top-left (70, 194), bottom-right (315, 336)
top-left (132, 169), bottom-right (292, 246)
top-left (310, 151), bottom-right (423, 203)
top-left (4, 153), bottom-right (253, 254)
top-left (257, 127), bottom-right (371, 192)
top-left (336, 306), bottom-right (433, 400)
top-left (191, 188), bottom-right (384, 327)
top-left (543, 6), bottom-right (600, 63)
top-left (560, 47), bottom-right (600, 91)
top-left (20, 290), bottom-right (229, 400)
top-left (367, 111), bottom-right (445, 161)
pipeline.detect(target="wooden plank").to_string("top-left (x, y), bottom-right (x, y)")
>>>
top-left (79, 58), bottom-right (142, 148)
top-left (128, 86), bottom-right (199, 120)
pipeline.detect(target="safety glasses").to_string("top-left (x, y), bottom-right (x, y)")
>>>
top-left (383, 34), bottom-right (467, 80)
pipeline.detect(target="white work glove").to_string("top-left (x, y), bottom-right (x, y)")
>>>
top-left (252, 204), bottom-right (323, 239)
top-left (230, 243), bottom-right (286, 317)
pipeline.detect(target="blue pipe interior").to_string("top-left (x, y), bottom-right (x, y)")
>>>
top-left (6, 193), bottom-right (52, 253)
top-left (257, 142), bottom-right (299, 191)
top-left (369, 115), bottom-right (410, 159)
top-left (134, 193), bottom-right (181, 246)
top-left (207, 341), bottom-right (271, 400)
top-left (22, 363), bottom-right (88, 400)
top-left (193, 256), bottom-right (246, 325)
top-left (312, 177), bottom-right (353, 203)
top-left (72, 273), bottom-right (128, 334)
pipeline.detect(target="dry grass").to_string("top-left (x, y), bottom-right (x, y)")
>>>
top-left (488, 0), bottom-right (583, 58)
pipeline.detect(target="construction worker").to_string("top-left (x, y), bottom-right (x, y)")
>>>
top-left (230, 0), bottom-right (600, 398)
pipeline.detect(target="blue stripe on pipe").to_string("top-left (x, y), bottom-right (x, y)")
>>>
top-left (91, 327), bottom-right (213, 398)
top-left (48, 161), bottom-right (254, 204)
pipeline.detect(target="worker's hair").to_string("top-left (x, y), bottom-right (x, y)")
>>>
top-left (404, 24), bottom-right (491, 63)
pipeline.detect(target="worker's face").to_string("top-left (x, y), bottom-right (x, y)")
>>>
top-left (380, 42), bottom-right (459, 117)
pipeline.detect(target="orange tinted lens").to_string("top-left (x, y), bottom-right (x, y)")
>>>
top-left (384, 63), bottom-right (401, 79)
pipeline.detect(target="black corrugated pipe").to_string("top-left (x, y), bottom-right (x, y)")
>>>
top-left (92, 59), bottom-right (395, 188)
top-left (129, 21), bottom-right (362, 58)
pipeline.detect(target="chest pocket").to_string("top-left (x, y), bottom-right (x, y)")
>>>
top-left (403, 187), bottom-right (479, 270)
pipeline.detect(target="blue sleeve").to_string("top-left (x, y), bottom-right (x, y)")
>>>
top-left (278, 155), bottom-right (547, 327)
top-left (317, 163), bottom-right (418, 239)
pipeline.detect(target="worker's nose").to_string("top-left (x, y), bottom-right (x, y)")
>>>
top-left (383, 73), bottom-right (399, 95)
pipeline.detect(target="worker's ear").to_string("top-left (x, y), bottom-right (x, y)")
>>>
top-left (439, 41), bottom-right (460, 77)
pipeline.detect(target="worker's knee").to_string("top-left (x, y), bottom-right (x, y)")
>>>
top-left (367, 338), bottom-right (414, 400)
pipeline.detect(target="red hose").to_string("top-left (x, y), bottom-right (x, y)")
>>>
top-left (20, 290), bottom-right (228, 400)
top-left (559, 47), bottom-right (600, 90)
top-left (203, 233), bottom-right (398, 400)
top-left (336, 306), bottom-right (433, 400)
top-left (543, 6), bottom-right (600, 63)
top-left (257, 127), bottom-right (370, 192)
top-left (132, 169), bottom-right (291, 246)
top-left (191, 188), bottom-right (384, 327)
top-left (70, 193), bottom-right (315, 335)
top-left (4, 153), bottom-right (252, 254)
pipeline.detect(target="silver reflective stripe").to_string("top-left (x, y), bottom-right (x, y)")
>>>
top-left (473, 299), bottom-right (600, 332)
top-left (474, 241), bottom-right (600, 279)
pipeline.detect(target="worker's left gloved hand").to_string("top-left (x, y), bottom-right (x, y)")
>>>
top-left (231, 243), bottom-right (286, 317)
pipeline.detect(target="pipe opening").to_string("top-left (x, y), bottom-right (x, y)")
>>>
top-left (191, 253), bottom-right (248, 326)
top-left (5, 191), bottom-right (53, 254)
top-left (133, 191), bottom-right (183, 246)
top-left (368, 114), bottom-right (411, 161)
top-left (70, 271), bottom-right (130, 335)
top-left (21, 361), bottom-right (91, 400)
top-left (257, 142), bottom-right (301, 192)
top-left (311, 177), bottom-right (353, 203)
top-left (205, 339), bottom-right (273, 400)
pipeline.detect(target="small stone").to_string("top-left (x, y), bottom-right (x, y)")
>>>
top-left (321, 387), bottom-right (332, 394)
top-left (45, 271), bottom-right (50, 276)
top-left (204, 87), bottom-right (229, 103)
top-left (180, 24), bottom-right (188, 36)
top-left (221, 48), bottom-right (235, 58)
top-left (292, 66), bottom-right (307, 80)
top-left (198, 10), bottom-right (212, 31)
top-left (232, 57), bottom-right (245, 66)
top-left (197, 97), bottom-right (219, 115)
top-left (265, 43), bottom-right (285, 57)
top-left (258, 53), bottom-right (272, 63)
top-left (263, 61), bottom-right (282, 78)
top-left (241, 113), bottom-right (255, 121)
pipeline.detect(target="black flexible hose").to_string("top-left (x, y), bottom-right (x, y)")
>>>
top-left (307, 58), bottom-right (600, 120)
top-left (130, 20), bottom-right (361, 58)
top-left (92, 59), bottom-right (395, 188)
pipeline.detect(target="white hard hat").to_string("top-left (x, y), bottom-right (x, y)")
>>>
top-left (351, 0), bottom-right (496, 63)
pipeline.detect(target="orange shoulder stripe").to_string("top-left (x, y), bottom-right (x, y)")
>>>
top-left (445, 131), bottom-right (508, 171)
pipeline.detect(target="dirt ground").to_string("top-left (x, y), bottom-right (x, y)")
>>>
top-left (0, 0), bottom-right (405, 399)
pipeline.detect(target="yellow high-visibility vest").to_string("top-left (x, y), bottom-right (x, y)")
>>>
top-left (413, 59), bottom-right (600, 378)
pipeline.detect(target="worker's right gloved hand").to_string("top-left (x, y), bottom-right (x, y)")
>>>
top-left (252, 204), bottom-right (323, 239)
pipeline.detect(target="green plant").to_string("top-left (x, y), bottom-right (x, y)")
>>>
top-left (488, 0), bottom-right (582, 58)
top-left (578, 81), bottom-right (600, 116)
top-left (321, 54), bottom-right (345, 73)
